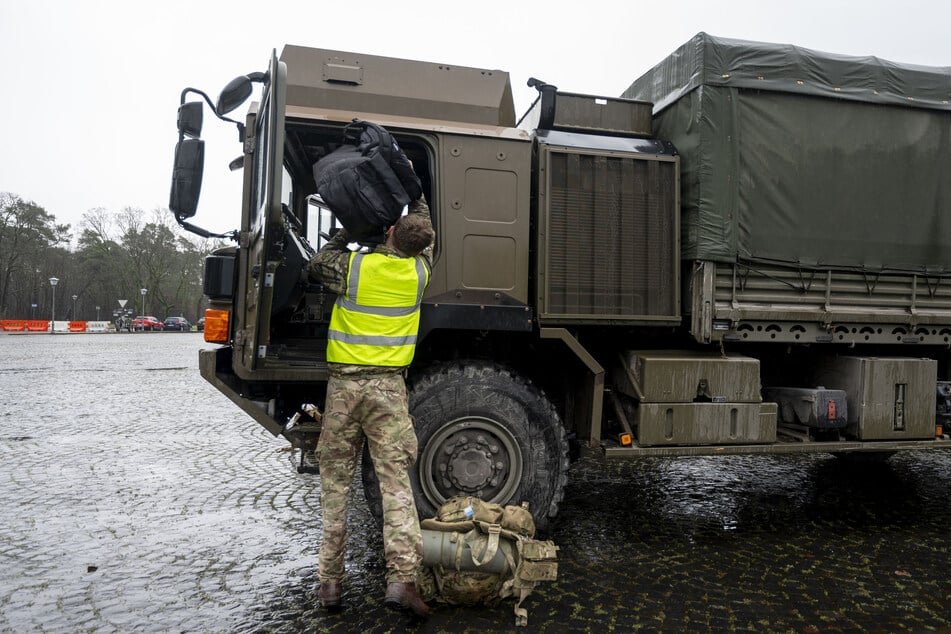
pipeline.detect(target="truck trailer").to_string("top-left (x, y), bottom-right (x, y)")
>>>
top-left (169, 33), bottom-right (951, 530)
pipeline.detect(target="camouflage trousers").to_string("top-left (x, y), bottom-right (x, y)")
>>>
top-left (317, 373), bottom-right (423, 585)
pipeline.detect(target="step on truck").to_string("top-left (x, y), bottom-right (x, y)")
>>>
top-left (169, 33), bottom-right (951, 530)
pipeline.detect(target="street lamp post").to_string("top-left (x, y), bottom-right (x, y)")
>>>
top-left (140, 289), bottom-right (148, 331)
top-left (49, 277), bottom-right (59, 334)
top-left (96, 305), bottom-right (101, 321)
top-left (72, 295), bottom-right (78, 321)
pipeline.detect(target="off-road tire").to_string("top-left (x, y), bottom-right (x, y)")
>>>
top-left (362, 360), bottom-right (570, 533)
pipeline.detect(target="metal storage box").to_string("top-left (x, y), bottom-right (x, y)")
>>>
top-left (619, 350), bottom-right (762, 403)
top-left (812, 357), bottom-right (937, 440)
top-left (547, 92), bottom-right (652, 136)
top-left (636, 402), bottom-right (777, 446)
top-left (519, 88), bottom-right (653, 136)
top-left (762, 387), bottom-right (848, 430)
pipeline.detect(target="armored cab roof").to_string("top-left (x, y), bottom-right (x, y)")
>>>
top-left (279, 45), bottom-right (516, 127)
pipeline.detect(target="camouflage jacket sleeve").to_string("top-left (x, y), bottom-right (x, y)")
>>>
top-left (306, 195), bottom-right (434, 291)
top-left (409, 195), bottom-right (435, 272)
top-left (306, 229), bottom-right (351, 295)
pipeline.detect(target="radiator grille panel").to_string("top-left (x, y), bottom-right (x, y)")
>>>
top-left (544, 152), bottom-right (677, 319)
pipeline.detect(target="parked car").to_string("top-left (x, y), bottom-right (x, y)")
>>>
top-left (163, 316), bottom-right (191, 332)
top-left (133, 316), bottom-right (162, 331)
top-left (196, 317), bottom-right (205, 332)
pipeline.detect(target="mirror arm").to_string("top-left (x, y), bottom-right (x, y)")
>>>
top-left (180, 87), bottom-right (244, 132)
top-left (174, 214), bottom-right (239, 241)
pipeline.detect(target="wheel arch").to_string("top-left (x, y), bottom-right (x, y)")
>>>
top-left (411, 328), bottom-right (604, 445)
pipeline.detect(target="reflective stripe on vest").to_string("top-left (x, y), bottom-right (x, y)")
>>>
top-left (327, 251), bottom-right (429, 366)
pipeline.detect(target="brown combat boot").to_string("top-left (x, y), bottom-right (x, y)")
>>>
top-left (318, 580), bottom-right (342, 610)
top-left (384, 581), bottom-right (430, 618)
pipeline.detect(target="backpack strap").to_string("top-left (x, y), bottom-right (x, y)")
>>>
top-left (421, 518), bottom-right (475, 533)
top-left (358, 120), bottom-right (393, 163)
top-left (466, 521), bottom-right (502, 566)
top-left (341, 118), bottom-right (364, 145)
top-left (512, 586), bottom-right (533, 626)
top-left (498, 536), bottom-right (531, 625)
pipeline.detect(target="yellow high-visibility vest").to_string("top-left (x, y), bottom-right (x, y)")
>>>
top-left (327, 251), bottom-right (430, 366)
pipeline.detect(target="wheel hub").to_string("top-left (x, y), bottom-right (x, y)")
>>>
top-left (440, 433), bottom-right (506, 491)
top-left (420, 416), bottom-right (522, 506)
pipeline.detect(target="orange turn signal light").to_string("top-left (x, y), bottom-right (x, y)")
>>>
top-left (619, 433), bottom-right (633, 446)
top-left (937, 425), bottom-right (944, 437)
top-left (204, 309), bottom-right (230, 344)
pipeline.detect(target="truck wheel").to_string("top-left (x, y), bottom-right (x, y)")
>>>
top-left (362, 361), bottom-right (570, 533)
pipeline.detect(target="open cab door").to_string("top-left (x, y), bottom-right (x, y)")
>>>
top-left (234, 50), bottom-right (287, 377)
top-left (230, 50), bottom-right (326, 384)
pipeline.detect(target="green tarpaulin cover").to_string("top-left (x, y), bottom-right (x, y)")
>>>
top-left (622, 33), bottom-right (951, 271)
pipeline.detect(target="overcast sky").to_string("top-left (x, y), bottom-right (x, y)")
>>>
top-left (2, 0), bottom-right (950, 240)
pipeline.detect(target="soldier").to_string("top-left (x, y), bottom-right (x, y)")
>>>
top-left (306, 196), bottom-right (435, 618)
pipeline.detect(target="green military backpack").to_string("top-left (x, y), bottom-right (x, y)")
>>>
top-left (418, 496), bottom-right (559, 627)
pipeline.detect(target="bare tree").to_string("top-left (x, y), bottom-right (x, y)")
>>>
top-left (3, 196), bottom-right (223, 324)
top-left (0, 193), bottom-right (70, 318)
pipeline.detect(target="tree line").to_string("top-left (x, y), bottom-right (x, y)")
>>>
top-left (0, 192), bottom-right (221, 324)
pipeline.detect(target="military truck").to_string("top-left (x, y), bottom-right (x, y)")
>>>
top-left (169, 33), bottom-right (951, 530)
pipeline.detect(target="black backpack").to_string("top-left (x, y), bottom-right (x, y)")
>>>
top-left (313, 120), bottom-right (422, 243)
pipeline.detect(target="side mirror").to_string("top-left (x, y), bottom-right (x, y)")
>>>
top-left (167, 84), bottom-right (251, 240)
top-left (177, 101), bottom-right (203, 138)
top-left (216, 72), bottom-right (266, 116)
top-left (169, 138), bottom-right (205, 218)
top-left (216, 76), bottom-right (253, 116)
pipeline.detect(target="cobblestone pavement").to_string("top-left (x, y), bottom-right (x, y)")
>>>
top-left (1, 334), bottom-right (949, 633)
